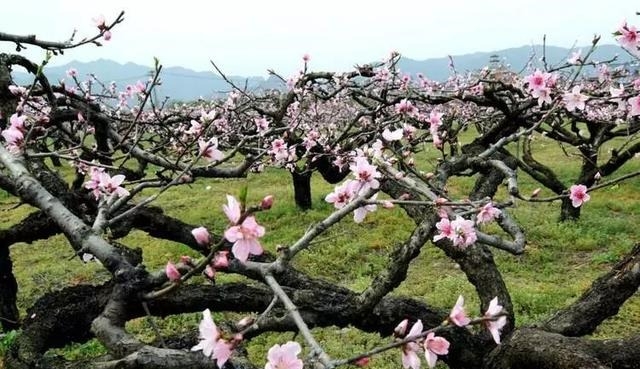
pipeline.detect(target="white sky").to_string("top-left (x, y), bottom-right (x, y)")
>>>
top-left (1, 1), bottom-right (638, 76)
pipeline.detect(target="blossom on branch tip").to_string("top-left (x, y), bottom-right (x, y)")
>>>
top-left (433, 217), bottom-right (453, 243)
top-left (191, 227), bottom-right (211, 246)
top-left (616, 21), bottom-right (639, 51)
top-left (567, 49), bottom-right (582, 65)
top-left (394, 319), bottom-right (409, 337)
top-left (261, 195), bottom-right (274, 210)
top-left (1, 127), bottom-right (24, 153)
top-left (213, 251), bottom-right (230, 269)
top-left (395, 99), bottom-right (416, 116)
top-left (265, 341), bottom-right (303, 369)
top-left (93, 15), bottom-right (106, 30)
top-left (100, 173), bottom-right (130, 198)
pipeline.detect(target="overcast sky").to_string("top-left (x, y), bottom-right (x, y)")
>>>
top-left (1, 1), bottom-right (638, 76)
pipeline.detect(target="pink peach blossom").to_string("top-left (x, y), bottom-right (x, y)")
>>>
top-left (477, 202), bottom-right (501, 224)
top-left (433, 217), bottom-right (453, 243)
top-left (225, 216), bottom-right (265, 262)
top-left (617, 21), bottom-right (639, 50)
top-left (423, 332), bottom-right (449, 368)
top-left (191, 309), bottom-right (233, 367)
top-left (265, 341), bottom-right (303, 369)
top-left (484, 297), bottom-right (507, 344)
top-left (350, 157), bottom-right (381, 193)
top-left (569, 184), bottom-right (590, 208)
top-left (401, 320), bottom-right (423, 369)
top-left (628, 96), bottom-right (640, 117)
top-left (563, 85), bottom-right (588, 111)
top-left (198, 138), bottom-right (223, 162)
top-left (449, 295), bottom-right (471, 327)
top-left (223, 194), bottom-right (242, 224)
top-left (100, 173), bottom-right (130, 198)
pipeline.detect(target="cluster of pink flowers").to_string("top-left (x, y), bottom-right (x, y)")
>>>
top-left (92, 14), bottom-right (112, 41)
top-left (255, 116), bottom-right (269, 132)
top-left (427, 111), bottom-right (444, 148)
top-left (395, 99), bottom-right (417, 116)
top-left (83, 167), bottom-right (129, 200)
top-left (325, 156), bottom-right (381, 223)
top-left (433, 216), bottom-right (477, 248)
top-left (397, 295), bottom-right (506, 369)
top-left (1, 113), bottom-right (27, 153)
top-left (523, 70), bottom-right (557, 107)
top-left (396, 319), bottom-right (449, 369)
top-left (269, 139), bottom-right (293, 165)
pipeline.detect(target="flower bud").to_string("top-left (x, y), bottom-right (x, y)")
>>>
top-left (236, 316), bottom-right (255, 330)
top-left (394, 319), bottom-right (409, 337)
top-left (213, 251), bottom-right (230, 269)
top-left (355, 357), bottom-right (370, 367)
top-left (204, 265), bottom-right (215, 280)
top-left (180, 255), bottom-right (194, 267)
top-left (398, 193), bottom-right (411, 200)
top-left (165, 261), bottom-right (181, 282)
top-left (191, 227), bottom-right (210, 246)
top-left (261, 195), bottom-right (274, 210)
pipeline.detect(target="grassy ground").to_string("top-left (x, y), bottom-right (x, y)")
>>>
top-left (1, 132), bottom-right (640, 368)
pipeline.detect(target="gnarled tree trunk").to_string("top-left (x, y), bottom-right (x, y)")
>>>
top-left (291, 170), bottom-right (312, 210)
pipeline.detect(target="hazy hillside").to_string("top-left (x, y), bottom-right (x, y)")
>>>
top-left (10, 44), bottom-right (634, 101)
top-left (10, 59), bottom-right (284, 102)
top-left (397, 44), bottom-right (634, 80)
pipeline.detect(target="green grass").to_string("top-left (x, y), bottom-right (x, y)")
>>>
top-left (2, 132), bottom-right (640, 367)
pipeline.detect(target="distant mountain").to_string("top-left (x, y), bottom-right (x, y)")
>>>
top-left (10, 44), bottom-right (636, 102)
top-left (397, 44), bottom-right (635, 80)
top-left (10, 58), bottom-right (284, 102)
